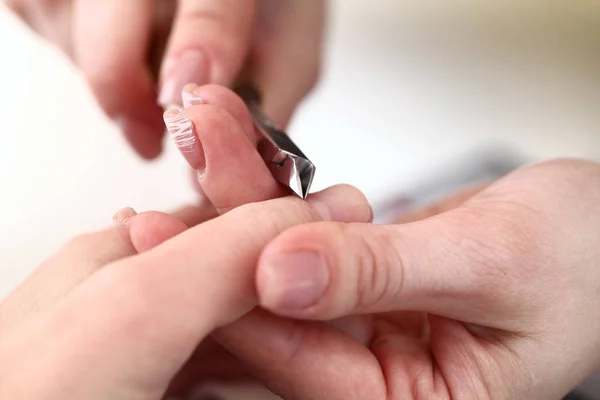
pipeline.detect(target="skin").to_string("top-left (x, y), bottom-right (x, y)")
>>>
top-left (0, 85), bottom-right (372, 399)
top-left (3, 0), bottom-right (324, 158)
top-left (164, 86), bottom-right (600, 399)
top-left (244, 158), bottom-right (600, 399)
top-left (2, 85), bottom-right (600, 399)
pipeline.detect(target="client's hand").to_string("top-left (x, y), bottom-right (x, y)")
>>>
top-left (0, 189), bottom-right (368, 399)
top-left (0, 84), bottom-right (371, 398)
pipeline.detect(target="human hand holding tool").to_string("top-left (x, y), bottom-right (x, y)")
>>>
top-left (0, 83), bottom-right (369, 399)
top-left (3, 0), bottom-right (325, 159)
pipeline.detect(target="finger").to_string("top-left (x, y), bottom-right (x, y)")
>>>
top-left (182, 83), bottom-right (255, 143)
top-left (73, 0), bottom-right (164, 159)
top-left (215, 309), bottom-right (385, 399)
top-left (163, 97), bottom-right (283, 214)
top-left (164, 84), bottom-right (255, 171)
top-left (170, 202), bottom-right (218, 227)
top-left (217, 310), bottom-right (446, 400)
top-left (256, 191), bottom-right (545, 330)
top-left (165, 84), bottom-right (292, 214)
top-left (158, 0), bottom-right (256, 107)
top-left (126, 212), bottom-right (188, 253)
top-left (164, 337), bottom-right (254, 397)
top-left (176, 85), bottom-right (245, 209)
top-left (6, 1), bottom-right (73, 54)
top-left (24, 187), bottom-right (369, 397)
top-left (248, 0), bottom-right (325, 126)
top-left (0, 208), bottom-right (191, 331)
top-left (3, 0), bottom-right (22, 14)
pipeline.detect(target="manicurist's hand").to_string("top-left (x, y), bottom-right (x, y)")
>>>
top-left (233, 159), bottom-right (600, 400)
top-left (3, 0), bottom-right (324, 158)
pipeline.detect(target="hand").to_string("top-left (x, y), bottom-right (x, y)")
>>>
top-left (211, 159), bottom-right (600, 400)
top-left (0, 188), bottom-right (369, 399)
top-left (0, 83), bottom-right (370, 398)
top-left (4, 0), bottom-right (324, 158)
top-left (157, 83), bottom-right (374, 395)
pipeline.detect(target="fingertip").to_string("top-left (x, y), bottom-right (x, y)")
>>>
top-left (116, 113), bottom-right (164, 160)
top-left (256, 222), bottom-right (339, 316)
top-left (309, 184), bottom-right (373, 223)
top-left (127, 211), bottom-right (188, 252)
top-left (187, 84), bottom-right (255, 142)
top-left (181, 103), bottom-right (282, 212)
top-left (257, 250), bottom-right (330, 313)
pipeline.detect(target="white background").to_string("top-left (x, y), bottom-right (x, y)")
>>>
top-left (1, 1), bottom-right (599, 397)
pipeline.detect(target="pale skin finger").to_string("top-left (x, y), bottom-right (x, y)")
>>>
top-left (164, 85), bottom-right (285, 214)
top-left (249, 0), bottom-right (326, 126)
top-left (158, 0), bottom-right (256, 107)
top-left (0, 204), bottom-right (211, 333)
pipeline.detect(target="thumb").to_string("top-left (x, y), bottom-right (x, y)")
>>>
top-left (256, 205), bottom-right (537, 330)
top-left (158, 0), bottom-right (256, 107)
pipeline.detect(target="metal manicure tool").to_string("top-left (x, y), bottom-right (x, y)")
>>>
top-left (235, 83), bottom-right (316, 199)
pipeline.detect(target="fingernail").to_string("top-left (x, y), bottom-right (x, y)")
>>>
top-left (113, 207), bottom-right (137, 225)
top-left (163, 109), bottom-right (206, 171)
top-left (260, 252), bottom-right (329, 311)
top-left (182, 83), bottom-right (204, 108)
top-left (159, 50), bottom-right (209, 107)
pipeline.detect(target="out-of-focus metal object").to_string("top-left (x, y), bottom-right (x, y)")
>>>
top-left (235, 83), bottom-right (316, 199)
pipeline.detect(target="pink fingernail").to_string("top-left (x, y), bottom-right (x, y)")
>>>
top-left (182, 83), bottom-right (205, 108)
top-left (159, 50), bottom-right (209, 107)
top-left (163, 109), bottom-right (205, 172)
top-left (260, 252), bottom-right (329, 312)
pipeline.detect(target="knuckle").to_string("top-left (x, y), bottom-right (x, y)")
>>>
top-left (351, 225), bottom-right (405, 312)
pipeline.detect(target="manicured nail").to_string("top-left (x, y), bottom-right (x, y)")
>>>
top-left (113, 207), bottom-right (137, 225)
top-left (163, 109), bottom-right (205, 171)
top-left (182, 83), bottom-right (204, 108)
top-left (159, 50), bottom-right (209, 107)
top-left (260, 252), bottom-right (329, 311)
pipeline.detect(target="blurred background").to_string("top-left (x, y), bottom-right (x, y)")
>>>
top-left (0, 0), bottom-right (599, 397)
